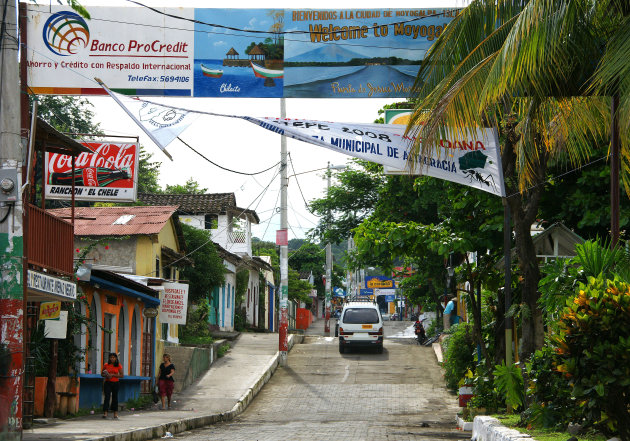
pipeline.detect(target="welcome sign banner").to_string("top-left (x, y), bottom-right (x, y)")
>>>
top-left (26, 5), bottom-right (458, 98)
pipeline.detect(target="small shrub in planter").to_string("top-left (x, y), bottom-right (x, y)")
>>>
top-left (552, 277), bottom-right (630, 440)
top-left (442, 322), bottom-right (475, 391)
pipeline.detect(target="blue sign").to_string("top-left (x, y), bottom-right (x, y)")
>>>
top-left (359, 289), bottom-right (373, 297)
top-left (385, 294), bottom-right (395, 302)
top-left (333, 287), bottom-right (345, 297)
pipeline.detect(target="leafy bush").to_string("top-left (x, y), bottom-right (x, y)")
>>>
top-left (552, 277), bottom-right (630, 440)
top-left (493, 361), bottom-right (524, 410)
top-left (467, 365), bottom-right (500, 411)
top-left (217, 343), bottom-right (230, 358)
top-left (442, 322), bottom-right (475, 391)
top-left (180, 300), bottom-right (212, 342)
top-left (523, 345), bottom-right (576, 429)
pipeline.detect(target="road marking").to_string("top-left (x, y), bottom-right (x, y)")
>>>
top-left (342, 364), bottom-right (350, 383)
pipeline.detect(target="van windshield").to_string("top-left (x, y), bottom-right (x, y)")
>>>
top-left (342, 308), bottom-right (380, 324)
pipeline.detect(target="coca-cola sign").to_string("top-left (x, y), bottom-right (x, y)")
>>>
top-left (45, 141), bottom-right (139, 202)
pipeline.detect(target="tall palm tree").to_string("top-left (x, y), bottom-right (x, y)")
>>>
top-left (407, 0), bottom-right (627, 359)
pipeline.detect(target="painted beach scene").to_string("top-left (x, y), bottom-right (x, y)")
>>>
top-left (193, 8), bottom-right (284, 98)
top-left (284, 8), bottom-right (457, 98)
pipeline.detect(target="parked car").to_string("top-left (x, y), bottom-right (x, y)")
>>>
top-left (337, 300), bottom-right (384, 354)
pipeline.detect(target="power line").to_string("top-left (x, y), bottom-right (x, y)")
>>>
top-left (177, 136), bottom-right (280, 176)
top-left (287, 152), bottom-right (315, 214)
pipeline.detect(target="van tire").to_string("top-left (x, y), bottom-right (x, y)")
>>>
top-left (339, 343), bottom-right (345, 354)
top-left (376, 344), bottom-right (383, 354)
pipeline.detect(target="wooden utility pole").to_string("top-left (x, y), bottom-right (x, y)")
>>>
top-left (0, 0), bottom-right (25, 439)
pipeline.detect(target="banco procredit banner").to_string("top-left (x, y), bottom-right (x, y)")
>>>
top-left (45, 142), bottom-right (139, 202)
top-left (26, 5), bottom-right (458, 98)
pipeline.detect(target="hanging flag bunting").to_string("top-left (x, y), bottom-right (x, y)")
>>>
top-left (107, 95), bottom-right (505, 196)
top-left (96, 79), bottom-right (198, 160)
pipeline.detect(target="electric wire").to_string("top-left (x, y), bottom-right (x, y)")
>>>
top-left (505, 155), bottom-right (610, 200)
top-left (287, 152), bottom-right (315, 215)
top-left (176, 136), bottom-right (280, 176)
top-left (145, 162), bottom-right (281, 275)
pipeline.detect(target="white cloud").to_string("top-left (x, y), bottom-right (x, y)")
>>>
top-left (213, 40), bottom-right (227, 47)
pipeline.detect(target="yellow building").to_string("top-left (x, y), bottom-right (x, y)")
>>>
top-left (50, 205), bottom-right (189, 387)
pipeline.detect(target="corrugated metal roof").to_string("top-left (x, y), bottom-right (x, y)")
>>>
top-left (48, 205), bottom-right (179, 236)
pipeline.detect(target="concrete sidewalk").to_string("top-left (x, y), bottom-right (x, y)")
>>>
top-left (24, 332), bottom-right (302, 441)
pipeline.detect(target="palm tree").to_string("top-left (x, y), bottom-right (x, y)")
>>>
top-left (407, 0), bottom-right (628, 359)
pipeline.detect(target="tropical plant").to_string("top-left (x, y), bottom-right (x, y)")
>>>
top-left (553, 277), bottom-right (630, 439)
top-left (493, 361), bottom-right (524, 411)
top-left (442, 322), bottom-right (476, 391)
top-left (406, 0), bottom-right (628, 359)
top-left (523, 345), bottom-right (576, 429)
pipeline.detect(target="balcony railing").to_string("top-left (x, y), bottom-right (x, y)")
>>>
top-left (26, 203), bottom-right (74, 275)
top-left (228, 230), bottom-right (247, 244)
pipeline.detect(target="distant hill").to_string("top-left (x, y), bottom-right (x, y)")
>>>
top-left (287, 45), bottom-right (365, 63)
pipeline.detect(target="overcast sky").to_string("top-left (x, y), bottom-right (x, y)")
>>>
top-left (67, 0), bottom-right (469, 242)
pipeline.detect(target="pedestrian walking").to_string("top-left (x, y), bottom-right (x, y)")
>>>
top-left (443, 295), bottom-right (456, 330)
top-left (158, 353), bottom-right (176, 410)
top-left (102, 352), bottom-right (123, 419)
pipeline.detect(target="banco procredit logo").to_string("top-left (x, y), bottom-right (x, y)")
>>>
top-left (43, 11), bottom-right (90, 56)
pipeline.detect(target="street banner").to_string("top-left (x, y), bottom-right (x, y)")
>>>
top-left (26, 5), bottom-right (458, 98)
top-left (240, 117), bottom-right (505, 196)
top-left (159, 282), bottom-right (189, 325)
top-left (45, 141), bottom-right (139, 202)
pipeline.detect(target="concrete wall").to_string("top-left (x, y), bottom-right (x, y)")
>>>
top-left (76, 237), bottom-right (136, 274)
top-left (167, 340), bottom-right (230, 393)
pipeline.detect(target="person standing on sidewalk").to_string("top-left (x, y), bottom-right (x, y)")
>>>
top-left (102, 353), bottom-right (123, 419)
top-left (158, 354), bottom-right (176, 410)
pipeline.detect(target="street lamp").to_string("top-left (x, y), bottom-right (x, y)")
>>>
top-left (324, 162), bottom-right (346, 334)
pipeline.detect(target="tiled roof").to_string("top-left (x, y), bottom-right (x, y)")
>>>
top-left (138, 193), bottom-right (260, 224)
top-left (138, 193), bottom-right (235, 214)
top-left (48, 205), bottom-right (179, 236)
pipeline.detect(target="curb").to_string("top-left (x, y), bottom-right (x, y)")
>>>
top-left (456, 415), bottom-right (473, 432)
top-left (472, 416), bottom-right (532, 441)
top-left (88, 334), bottom-right (303, 441)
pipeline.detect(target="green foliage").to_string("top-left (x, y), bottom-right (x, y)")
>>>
top-left (123, 393), bottom-right (153, 410)
top-left (288, 269), bottom-right (313, 305)
top-left (574, 239), bottom-right (624, 280)
top-left (467, 365), bottom-right (500, 411)
top-left (164, 178), bottom-right (208, 195)
top-left (137, 148), bottom-right (162, 195)
top-left (179, 224), bottom-right (225, 302)
top-left (235, 270), bottom-right (249, 307)
top-left (442, 322), bottom-right (476, 391)
top-left (552, 277), bottom-right (630, 439)
top-left (493, 361), bottom-right (524, 410)
top-left (524, 346), bottom-right (576, 429)
top-left (217, 343), bottom-right (230, 358)
top-left (180, 300), bottom-right (213, 344)
top-left (34, 95), bottom-right (101, 134)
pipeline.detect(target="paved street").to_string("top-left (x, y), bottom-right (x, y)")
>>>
top-left (177, 320), bottom-right (463, 440)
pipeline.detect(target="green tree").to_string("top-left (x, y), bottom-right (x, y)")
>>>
top-left (406, 0), bottom-right (618, 359)
top-left (288, 269), bottom-right (313, 305)
top-left (164, 178), bottom-right (208, 194)
top-left (289, 242), bottom-right (325, 295)
top-left (137, 148), bottom-right (162, 194)
top-left (35, 95), bottom-right (101, 135)
top-left (179, 224), bottom-right (225, 302)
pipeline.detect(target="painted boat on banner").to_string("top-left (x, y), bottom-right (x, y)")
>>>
top-left (250, 61), bottom-right (284, 79)
top-left (201, 64), bottom-right (223, 78)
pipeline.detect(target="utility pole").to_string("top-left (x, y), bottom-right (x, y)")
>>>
top-left (324, 163), bottom-right (344, 332)
top-left (0, 0), bottom-right (25, 439)
top-left (278, 98), bottom-right (288, 366)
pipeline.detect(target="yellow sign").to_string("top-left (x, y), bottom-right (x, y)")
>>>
top-left (366, 279), bottom-right (394, 289)
top-left (40, 302), bottom-right (61, 320)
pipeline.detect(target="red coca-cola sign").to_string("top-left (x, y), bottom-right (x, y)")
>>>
top-left (45, 141), bottom-right (139, 202)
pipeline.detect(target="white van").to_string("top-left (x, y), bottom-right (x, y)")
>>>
top-left (337, 300), bottom-right (384, 353)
